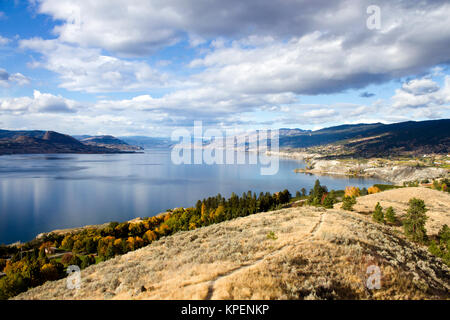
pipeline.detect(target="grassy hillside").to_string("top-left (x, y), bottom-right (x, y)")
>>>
top-left (14, 187), bottom-right (450, 300)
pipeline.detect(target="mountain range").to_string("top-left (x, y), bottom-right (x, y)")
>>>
top-left (0, 119), bottom-right (449, 156)
top-left (0, 130), bottom-right (139, 155)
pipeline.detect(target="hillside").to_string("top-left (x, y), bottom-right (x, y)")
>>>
top-left (0, 130), bottom-right (137, 155)
top-left (279, 119), bottom-right (450, 157)
top-left (15, 188), bottom-right (450, 300)
top-left (79, 135), bottom-right (143, 152)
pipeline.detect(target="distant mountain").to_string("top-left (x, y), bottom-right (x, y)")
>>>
top-left (0, 130), bottom-right (136, 155)
top-left (79, 135), bottom-right (143, 151)
top-left (279, 119), bottom-right (450, 157)
top-left (279, 123), bottom-right (386, 148)
top-left (118, 136), bottom-right (174, 149)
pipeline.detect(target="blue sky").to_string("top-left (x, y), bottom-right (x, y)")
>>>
top-left (0, 0), bottom-right (449, 136)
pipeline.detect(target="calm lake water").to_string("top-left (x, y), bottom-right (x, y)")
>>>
top-left (0, 149), bottom-right (387, 244)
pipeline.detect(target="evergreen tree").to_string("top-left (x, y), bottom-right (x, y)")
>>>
top-left (403, 198), bottom-right (428, 243)
top-left (341, 196), bottom-right (356, 211)
top-left (301, 188), bottom-right (306, 197)
top-left (372, 202), bottom-right (384, 223)
top-left (385, 206), bottom-right (396, 224)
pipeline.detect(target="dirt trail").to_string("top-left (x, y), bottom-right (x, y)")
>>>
top-left (204, 211), bottom-right (326, 300)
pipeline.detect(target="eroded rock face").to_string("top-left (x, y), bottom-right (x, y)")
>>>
top-left (304, 159), bottom-right (447, 184)
top-left (14, 188), bottom-right (450, 300)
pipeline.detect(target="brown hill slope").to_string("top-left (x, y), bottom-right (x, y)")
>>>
top-left (15, 188), bottom-right (450, 300)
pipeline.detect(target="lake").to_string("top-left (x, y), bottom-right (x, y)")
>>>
top-left (0, 149), bottom-right (387, 244)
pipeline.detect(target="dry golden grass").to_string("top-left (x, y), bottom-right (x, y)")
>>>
top-left (347, 187), bottom-right (450, 236)
top-left (15, 188), bottom-right (450, 300)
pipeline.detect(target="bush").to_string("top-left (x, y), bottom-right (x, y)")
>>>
top-left (372, 202), bottom-right (384, 223)
top-left (372, 184), bottom-right (401, 191)
top-left (80, 255), bottom-right (96, 269)
top-left (61, 253), bottom-right (74, 265)
top-left (341, 196), bottom-right (356, 211)
top-left (40, 263), bottom-right (59, 281)
top-left (428, 225), bottom-right (450, 266)
top-left (402, 198), bottom-right (428, 243)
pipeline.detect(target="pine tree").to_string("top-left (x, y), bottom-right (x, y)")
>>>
top-left (385, 206), bottom-right (396, 224)
top-left (403, 198), bottom-right (428, 243)
top-left (372, 202), bottom-right (384, 223)
top-left (341, 196), bottom-right (356, 211)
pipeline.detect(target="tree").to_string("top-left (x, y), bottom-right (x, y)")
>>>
top-left (61, 236), bottom-right (74, 251)
top-left (368, 186), bottom-right (381, 194)
top-left (143, 230), bottom-right (157, 243)
top-left (345, 186), bottom-right (360, 197)
top-left (341, 196), bottom-right (356, 211)
top-left (372, 202), bottom-right (384, 223)
top-left (403, 198), bottom-right (428, 243)
top-left (80, 255), bottom-right (96, 269)
top-left (322, 194), bottom-right (334, 209)
top-left (301, 188), bottom-right (306, 197)
top-left (72, 240), bottom-right (85, 254)
top-left (40, 263), bottom-right (59, 281)
top-left (428, 224), bottom-right (450, 266)
top-left (385, 206), bottom-right (396, 224)
top-left (296, 191), bottom-right (301, 198)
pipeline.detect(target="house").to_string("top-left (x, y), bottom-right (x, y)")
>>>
top-left (44, 247), bottom-right (57, 255)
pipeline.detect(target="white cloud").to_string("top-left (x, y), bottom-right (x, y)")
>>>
top-left (401, 78), bottom-right (440, 95)
top-left (0, 35), bottom-right (10, 45)
top-left (31, 1), bottom-right (450, 95)
top-left (0, 68), bottom-right (30, 87)
top-left (19, 38), bottom-right (169, 92)
top-left (0, 90), bottom-right (79, 114)
top-left (392, 76), bottom-right (450, 109)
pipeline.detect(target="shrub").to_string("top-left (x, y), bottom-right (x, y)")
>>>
top-left (372, 202), bottom-right (384, 223)
top-left (428, 225), bottom-right (450, 266)
top-left (80, 255), bottom-right (96, 269)
top-left (61, 253), bottom-right (74, 265)
top-left (402, 198), bottom-right (428, 243)
top-left (372, 184), bottom-right (401, 191)
top-left (40, 263), bottom-right (59, 281)
top-left (267, 231), bottom-right (277, 240)
top-left (341, 196), bottom-right (356, 211)
top-left (368, 186), bottom-right (381, 194)
top-left (385, 206), bottom-right (396, 224)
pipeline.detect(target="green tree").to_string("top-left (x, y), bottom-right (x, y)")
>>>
top-left (322, 194), bottom-right (334, 209)
top-left (403, 198), bottom-right (428, 243)
top-left (341, 196), bottom-right (356, 211)
top-left (385, 206), bottom-right (396, 224)
top-left (372, 202), bottom-right (384, 223)
top-left (301, 188), bottom-right (306, 197)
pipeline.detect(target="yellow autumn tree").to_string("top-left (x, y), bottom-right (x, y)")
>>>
top-left (189, 222), bottom-right (197, 230)
top-left (135, 236), bottom-right (144, 249)
top-left (345, 186), bottom-right (360, 197)
top-left (368, 186), bottom-right (381, 194)
top-left (201, 203), bottom-right (208, 223)
top-left (144, 230), bottom-right (157, 243)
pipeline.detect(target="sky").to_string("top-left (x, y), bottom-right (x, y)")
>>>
top-left (0, 0), bottom-right (449, 137)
